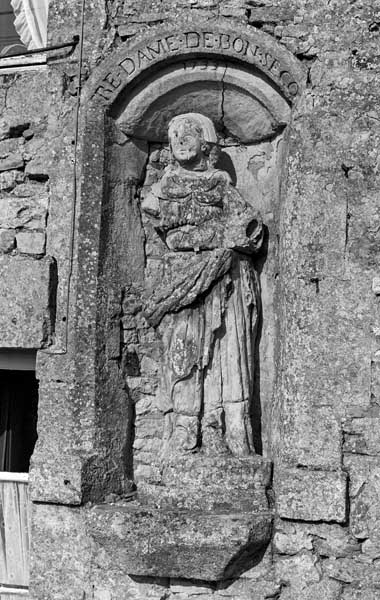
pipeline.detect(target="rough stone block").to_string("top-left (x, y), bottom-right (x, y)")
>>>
top-left (274, 521), bottom-right (359, 558)
top-left (276, 468), bottom-right (347, 522)
top-left (87, 454), bottom-right (272, 581)
top-left (29, 380), bottom-right (83, 505)
top-left (344, 455), bottom-right (380, 544)
top-left (138, 455), bottom-right (272, 513)
top-left (343, 417), bottom-right (380, 455)
top-left (0, 228), bottom-right (15, 253)
top-left (0, 138), bottom-right (23, 159)
top-left (0, 169), bottom-right (24, 191)
top-left (215, 576), bottom-right (280, 600)
top-left (280, 578), bottom-right (342, 600)
top-left (30, 504), bottom-right (92, 600)
top-left (273, 523), bottom-right (313, 555)
top-left (275, 553), bottom-right (342, 598)
top-left (0, 195), bottom-right (48, 229)
top-left (275, 553), bottom-right (321, 589)
top-left (16, 231), bottom-right (46, 255)
top-left (285, 406), bottom-right (342, 470)
top-left (0, 255), bottom-right (55, 348)
top-left (0, 118), bottom-right (11, 141)
top-left (24, 156), bottom-right (49, 179)
top-left (87, 502), bottom-right (272, 581)
top-left (323, 557), bottom-right (380, 587)
top-left (0, 153), bottom-right (24, 172)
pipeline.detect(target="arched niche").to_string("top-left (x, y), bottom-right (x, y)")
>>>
top-left (114, 61), bottom-right (291, 143)
top-left (65, 22), bottom-right (305, 580)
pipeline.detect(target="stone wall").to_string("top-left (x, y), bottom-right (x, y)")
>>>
top-left (2, 0), bottom-right (380, 599)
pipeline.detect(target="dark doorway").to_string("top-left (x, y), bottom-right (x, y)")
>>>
top-left (0, 370), bottom-right (38, 472)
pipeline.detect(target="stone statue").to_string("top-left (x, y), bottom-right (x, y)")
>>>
top-left (141, 113), bottom-right (263, 459)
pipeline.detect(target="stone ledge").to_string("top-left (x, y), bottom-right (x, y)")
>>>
top-left (87, 503), bottom-right (273, 581)
top-left (87, 455), bottom-right (273, 581)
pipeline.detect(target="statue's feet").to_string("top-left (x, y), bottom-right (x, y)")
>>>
top-left (160, 414), bottom-right (199, 461)
top-left (201, 426), bottom-right (230, 456)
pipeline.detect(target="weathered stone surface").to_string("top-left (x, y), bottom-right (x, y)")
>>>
top-left (24, 156), bottom-right (49, 178)
top-left (344, 455), bottom-right (380, 545)
top-left (0, 138), bottom-right (23, 159)
top-left (139, 455), bottom-right (272, 512)
top-left (342, 589), bottom-right (380, 600)
top-left (275, 553), bottom-right (323, 595)
top-left (16, 231), bottom-right (46, 255)
top-left (323, 557), bottom-right (380, 587)
top-left (0, 119), bottom-right (11, 141)
top-left (343, 417), bottom-right (380, 455)
top-left (94, 591), bottom-right (112, 600)
top-left (0, 255), bottom-right (55, 348)
top-left (0, 195), bottom-right (49, 229)
top-left (30, 504), bottom-right (92, 600)
top-left (280, 578), bottom-right (342, 600)
top-left (0, 153), bottom-right (24, 172)
top-left (29, 380), bottom-right (84, 505)
top-left (0, 228), bottom-right (15, 253)
top-left (273, 524), bottom-right (313, 555)
top-left (274, 521), bottom-right (360, 558)
top-left (281, 406), bottom-right (342, 470)
top-left (310, 524), bottom-right (360, 559)
top-left (275, 548), bottom-right (343, 598)
top-left (276, 468), bottom-right (347, 522)
top-left (215, 575), bottom-right (280, 599)
top-left (87, 502), bottom-right (272, 580)
top-left (0, 169), bottom-right (24, 191)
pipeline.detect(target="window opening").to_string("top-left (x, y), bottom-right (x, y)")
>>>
top-left (0, 369), bottom-right (38, 473)
top-left (0, 0), bottom-right (48, 57)
top-left (0, 0), bottom-right (27, 56)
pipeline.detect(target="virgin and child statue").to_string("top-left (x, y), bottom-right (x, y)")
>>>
top-left (140, 113), bottom-right (263, 460)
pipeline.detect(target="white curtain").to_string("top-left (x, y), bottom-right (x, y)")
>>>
top-left (10, 0), bottom-right (48, 50)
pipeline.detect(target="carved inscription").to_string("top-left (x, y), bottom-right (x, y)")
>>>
top-left (183, 59), bottom-right (226, 71)
top-left (94, 30), bottom-right (299, 102)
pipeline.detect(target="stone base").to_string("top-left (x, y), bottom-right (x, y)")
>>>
top-left (139, 454), bottom-right (272, 512)
top-left (88, 454), bottom-right (273, 581)
top-left (87, 503), bottom-right (272, 581)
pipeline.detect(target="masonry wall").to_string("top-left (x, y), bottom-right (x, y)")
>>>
top-left (1, 1), bottom-right (380, 599)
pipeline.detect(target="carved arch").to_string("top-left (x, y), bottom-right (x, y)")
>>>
top-left (84, 25), bottom-right (305, 108)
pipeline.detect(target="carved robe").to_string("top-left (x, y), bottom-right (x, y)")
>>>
top-left (142, 165), bottom-right (262, 457)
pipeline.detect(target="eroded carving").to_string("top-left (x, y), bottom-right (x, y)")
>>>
top-left (93, 27), bottom-right (303, 104)
top-left (140, 113), bottom-right (263, 460)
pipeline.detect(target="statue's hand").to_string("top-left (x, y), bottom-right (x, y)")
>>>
top-left (223, 214), bottom-right (263, 254)
top-left (246, 216), bottom-right (264, 252)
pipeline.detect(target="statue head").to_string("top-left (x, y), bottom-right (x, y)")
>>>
top-left (168, 113), bottom-right (219, 169)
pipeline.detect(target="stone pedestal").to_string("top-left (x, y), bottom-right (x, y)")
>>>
top-left (88, 455), bottom-right (273, 581)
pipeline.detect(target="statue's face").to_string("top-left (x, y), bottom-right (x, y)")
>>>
top-left (169, 119), bottom-right (203, 166)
